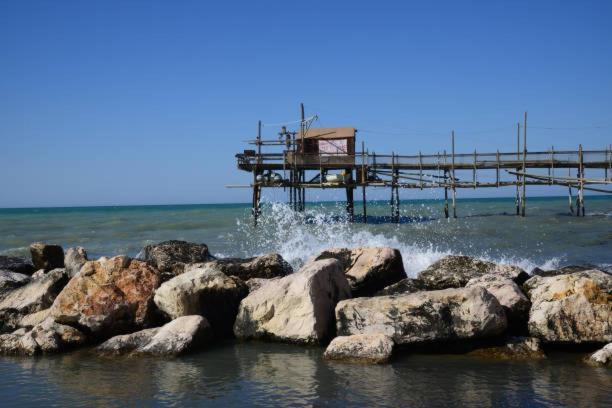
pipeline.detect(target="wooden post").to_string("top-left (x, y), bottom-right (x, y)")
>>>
top-left (451, 131), bottom-right (457, 218)
top-left (515, 122), bottom-right (521, 215)
top-left (496, 150), bottom-right (500, 187)
top-left (419, 151), bottom-right (423, 190)
top-left (473, 149), bottom-right (477, 188)
top-left (521, 112), bottom-right (527, 217)
top-left (579, 144), bottom-right (585, 216)
top-left (253, 120), bottom-right (262, 225)
top-left (346, 186), bottom-right (354, 222)
top-left (568, 167), bottom-right (574, 215)
top-left (362, 141), bottom-right (367, 223)
top-left (444, 150), bottom-right (449, 218)
top-left (550, 146), bottom-right (554, 185)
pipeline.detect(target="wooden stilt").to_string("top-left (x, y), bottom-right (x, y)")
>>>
top-left (515, 122), bottom-right (521, 215)
top-left (444, 169), bottom-right (449, 218)
top-left (568, 167), bottom-right (574, 215)
top-left (579, 144), bottom-right (585, 216)
top-left (451, 131), bottom-right (457, 218)
top-left (521, 112), bottom-right (527, 217)
top-left (362, 142), bottom-right (367, 223)
top-left (346, 186), bottom-right (354, 222)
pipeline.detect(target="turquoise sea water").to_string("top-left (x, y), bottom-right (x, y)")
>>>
top-left (0, 196), bottom-right (611, 406)
top-left (1, 196), bottom-right (611, 275)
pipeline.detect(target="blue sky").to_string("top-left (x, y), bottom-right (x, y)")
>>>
top-left (1, 0), bottom-right (611, 207)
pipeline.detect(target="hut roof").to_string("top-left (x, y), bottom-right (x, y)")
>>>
top-left (298, 127), bottom-right (356, 140)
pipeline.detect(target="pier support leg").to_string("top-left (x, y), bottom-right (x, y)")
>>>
top-left (362, 185), bottom-right (367, 223)
top-left (252, 184), bottom-right (261, 226)
top-left (346, 187), bottom-right (354, 222)
top-left (444, 170), bottom-right (449, 218)
top-left (515, 170), bottom-right (521, 216)
top-left (452, 187), bottom-right (457, 218)
top-left (568, 186), bottom-right (574, 215)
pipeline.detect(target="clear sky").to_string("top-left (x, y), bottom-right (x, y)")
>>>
top-left (1, 0), bottom-right (611, 207)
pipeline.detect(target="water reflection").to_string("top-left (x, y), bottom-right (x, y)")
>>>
top-left (0, 344), bottom-right (610, 407)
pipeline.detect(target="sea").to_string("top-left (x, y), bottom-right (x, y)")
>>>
top-left (0, 196), bottom-right (611, 406)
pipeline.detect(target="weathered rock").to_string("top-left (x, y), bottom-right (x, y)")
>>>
top-left (98, 315), bottom-right (212, 356)
top-left (137, 240), bottom-right (214, 280)
top-left (586, 343), bottom-right (612, 367)
top-left (0, 256), bottom-right (35, 275)
top-left (206, 253), bottom-right (292, 280)
top-left (523, 270), bottom-right (611, 343)
top-left (466, 274), bottom-right (530, 330)
top-left (50, 256), bottom-right (160, 338)
top-left (0, 317), bottom-right (85, 355)
top-left (30, 242), bottom-right (64, 271)
top-left (234, 258), bottom-right (351, 344)
top-left (138, 315), bottom-right (212, 355)
top-left (0, 270), bottom-right (31, 294)
top-left (324, 333), bottom-right (394, 364)
top-left (64, 247), bottom-right (88, 277)
top-left (314, 247), bottom-right (406, 297)
top-left (468, 336), bottom-right (545, 360)
top-left (0, 268), bottom-right (69, 333)
top-left (96, 327), bottom-right (160, 355)
top-left (531, 264), bottom-right (605, 278)
top-left (19, 308), bottom-right (51, 329)
top-left (153, 264), bottom-right (248, 337)
top-left (245, 277), bottom-right (281, 292)
top-left (375, 278), bottom-right (427, 296)
top-left (336, 286), bottom-right (507, 345)
top-left (417, 255), bottom-right (529, 290)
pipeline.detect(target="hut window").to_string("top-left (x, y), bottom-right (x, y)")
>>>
top-left (319, 139), bottom-right (347, 155)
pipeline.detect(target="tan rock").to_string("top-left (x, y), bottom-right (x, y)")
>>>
top-left (468, 337), bottom-right (546, 360)
top-left (234, 258), bottom-right (351, 344)
top-left (586, 343), bottom-right (612, 367)
top-left (324, 333), bottom-right (394, 364)
top-left (336, 286), bottom-right (507, 345)
top-left (524, 270), bottom-right (611, 343)
top-left (50, 256), bottom-right (160, 337)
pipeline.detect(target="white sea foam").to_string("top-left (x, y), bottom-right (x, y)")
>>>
top-left (235, 202), bottom-right (568, 276)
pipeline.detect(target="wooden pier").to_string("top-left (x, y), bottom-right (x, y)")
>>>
top-left (233, 105), bottom-right (612, 223)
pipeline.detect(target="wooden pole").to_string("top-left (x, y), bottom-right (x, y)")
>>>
top-left (473, 149), bottom-right (477, 188)
top-left (451, 131), bottom-right (457, 218)
top-left (579, 144), bottom-right (585, 216)
top-left (444, 150), bottom-right (449, 218)
top-left (496, 150), bottom-right (500, 187)
top-left (516, 122), bottom-right (521, 215)
top-left (568, 167), bottom-right (574, 215)
top-left (521, 112), bottom-right (527, 217)
top-left (253, 120), bottom-right (262, 225)
top-left (362, 141), bottom-right (367, 223)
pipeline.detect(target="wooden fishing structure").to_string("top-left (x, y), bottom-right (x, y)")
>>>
top-left (232, 105), bottom-right (612, 224)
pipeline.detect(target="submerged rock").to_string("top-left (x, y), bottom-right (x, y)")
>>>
top-left (0, 256), bottom-right (35, 275)
top-left (50, 256), bottom-right (160, 338)
top-left (523, 270), bottom-right (611, 343)
top-left (466, 274), bottom-right (530, 331)
top-left (417, 255), bottom-right (529, 290)
top-left (314, 247), bottom-right (406, 297)
top-left (98, 315), bottom-right (212, 356)
top-left (0, 268), bottom-right (69, 333)
top-left (375, 278), bottom-right (427, 296)
top-left (468, 337), bottom-right (546, 360)
top-left (0, 317), bottom-right (85, 355)
top-left (64, 247), bottom-right (88, 277)
top-left (153, 264), bottom-right (248, 337)
top-left (137, 240), bottom-right (214, 280)
top-left (206, 253), bottom-right (292, 280)
top-left (234, 258), bottom-right (351, 344)
top-left (586, 343), bottom-right (612, 367)
top-left (30, 243), bottom-right (64, 271)
top-left (336, 286), bottom-right (507, 345)
top-left (324, 333), bottom-right (394, 364)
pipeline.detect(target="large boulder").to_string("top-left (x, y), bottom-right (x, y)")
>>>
top-left (0, 268), bottom-right (69, 333)
top-left (137, 240), bottom-right (214, 280)
top-left (523, 270), bottom-right (611, 343)
top-left (466, 274), bottom-right (530, 331)
top-left (98, 315), bottom-right (212, 356)
top-left (30, 242), bottom-right (64, 271)
top-left (314, 247), bottom-right (406, 297)
top-left (64, 247), bottom-right (88, 277)
top-left (0, 317), bottom-right (85, 355)
top-left (375, 278), bottom-right (427, 296)
top-left (153, 264), bottom-right (248, 337)
top-left (0, 270), bottom-right (31, 294)
top-left (0, 256), bottom-right (35, 275)
top-left (324, 333), bottom-right (394, 364)
top-left (335, 286), bottom-right (507, 345)
top-left (206, 253), bottom-right (292, 280)
top-left (467, 337), bottom-right (546, 360)
top-left (531, 264), bottom-right (606, 278)
top-left (245, 277), bottom-right (281, 293)
top-left (234, 258), bottom-right (351, 344)
top-left (417, 255), bottom-right (529, 290)
top-left (586, 343), bottom-right (612, 367)
top-left (50, 256), bottom-right (160, 338)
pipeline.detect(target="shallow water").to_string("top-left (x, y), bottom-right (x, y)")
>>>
top-left (0, 343), bottom-right (610, 407)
